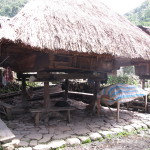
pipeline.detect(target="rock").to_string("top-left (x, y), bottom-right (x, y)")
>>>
top-left (19, 141), bottom-right (29, 147)
top-left (78, 136), bottom-right (91, 143)
top-left (89, 133), bottom-right (102, 141)
top-left (131, 123), bottom-right (142, 130)
top-left (52, 133), bottom-right (70, 140)
top-left (38, 134), bottom-right (52, 144)
top-left (110, 128), bottom-right (124, 133)
top-left (38, 129), bottom-right (49, 134)
top-left (48, 140), bottom-right (66, 149)
top-left (66, 138), bottom-right (81, 145)
top-left (11, 139), bottom-right (20, 146)
top-left (144, 121), bottom-right (150, 128)
top-left (26, 134), bottom-right (43, 140)
top-left (2, 143), bottom-right (15, 150)
top-left (123, 125), bottom-right (135, 132)
top-left (99, 130), bottom-right (115, 138)
top-left (17, 147), bottom-right (32, 150)
top-left (29, 140), bottom-right (38, 147)
top-left (33, 144), bottom-right (50, 150)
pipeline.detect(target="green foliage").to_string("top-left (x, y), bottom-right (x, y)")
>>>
top-left (125, 0), bottom-right (150, 26)
top-left (122, 66), bottom-right (135, 75)
top-left (107, 75), bottom-right (139, 86)
top-left (82, 138), bottom-right (91, 144)
top-left (0, 0), bottom-right (28, 17)
top-left (0, 82), bottom-right (21, 94)
top-left (26, 81), bottom-right (39, 88)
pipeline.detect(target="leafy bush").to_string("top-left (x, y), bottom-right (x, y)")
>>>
top-left (26, 81), bottom-right (39, 88)
top-left (0, 82), bottom-right (21, 94)
top-left (107, 75), bottom-right (140, 86)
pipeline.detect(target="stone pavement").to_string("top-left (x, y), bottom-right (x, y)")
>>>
top-left (1, 104), bottom-right (150, 150)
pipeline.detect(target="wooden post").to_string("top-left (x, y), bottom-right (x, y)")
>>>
top-left (117, 101), bottom-right (120, 122)
top-left (142, 79), bottom-right (145, 89)
top-left (21, 77), bottom-right (28, 108)
top-left (67, 110), bottom-right (71, 123)
top-left (144, 95), bottom-right (148, 112)
top-left (44, 81), bottom-right (50, 108)
top-left (92, 80), bottom-right (100, 113)
top-left (64, 79), bottom-right (69, 101)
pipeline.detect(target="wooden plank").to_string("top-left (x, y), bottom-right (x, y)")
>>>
top-left (68, 91), bottom-right (94, 96)
top-left (0, 118), bottom-right (15, 142)
top-left (0, 91), bottom-right (21, 99)
top-left (0, 101), bottom-right (14, 109)
top-left (30, 107), bottom-right (75, 113)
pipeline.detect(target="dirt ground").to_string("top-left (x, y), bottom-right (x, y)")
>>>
top-left (64, 130), bottom-right (150, 150)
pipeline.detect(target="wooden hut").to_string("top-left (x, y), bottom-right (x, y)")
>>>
top-left (1, 0), bottom-right (150, 73)
top-left (1, 0), bottom-right (150, 113)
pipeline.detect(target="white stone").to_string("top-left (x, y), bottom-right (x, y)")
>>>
top-left (99, 130), bottom-right (115, 137)
top-left (123, 125), bottom-right (135, 132)
top-left (66, 138), bottom-right (81, 145)
top-left (48, 140), bottom-right (66, 149)
top-left (89, 132), bottom-right (102, 141)
top-left (78, 136), bottom-right (90, 142)
top-left (11, 139), bottom-right (20, 147)
top-left (30, 140), bottom-right (38, 147)
top-left (19, 141), bottom-right (29, 147)
top-left (26, 134), bottom-right (43, 140)
top-left (144, 121), bottom-right (150, 128)
top-left (17, 147), bottom-right (32, 150)
top-left (100, 127), bottom-right (109, 131)
top-left (130, 124), bottom-right (142, 130)
top-left (110, 128), bottom-right (124, 133)
top-left (138, 123), bottom-right (148, 129)
top-left (33, 144), bottom-right (50, 150)
top-left (2, 143), bottom-right (14, 150)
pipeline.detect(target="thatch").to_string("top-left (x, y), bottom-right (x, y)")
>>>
top-left (1, 0), bottom-right (150, 59)
top-left (0, 16), bottom-right (13, 40)
top-left (138, 25), bottom-right (150, 36)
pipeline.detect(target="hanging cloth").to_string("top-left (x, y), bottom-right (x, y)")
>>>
top-left (4, 67), bottom-right (13, 82)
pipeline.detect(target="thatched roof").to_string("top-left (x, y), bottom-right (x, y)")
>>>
top-left (0, 16), bottom-right (13, 40)
top-left (1, 0), bottom-right (150, 59)
top-left (138, 25), bottom-right (150, 36)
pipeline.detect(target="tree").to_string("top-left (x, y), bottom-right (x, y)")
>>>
top-left (0, 0), bottom-right (28, 17)
top-left (125, 0), bottom-right (150, 27)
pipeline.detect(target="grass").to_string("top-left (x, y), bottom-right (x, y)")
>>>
top-left (82, 138), bottom-right (91, 144)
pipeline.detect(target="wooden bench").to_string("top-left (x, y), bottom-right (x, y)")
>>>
top-left (0, 101), bottom-right (14, 120)
top-left (30, 107), bottom-right (75, 126)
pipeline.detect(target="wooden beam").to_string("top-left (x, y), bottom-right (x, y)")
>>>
top-left (37, 72), bottom-right (107, 81)
top-left (44, 82), bottom-right (50, 108)
top-left (64, 79), bottom-right (69, 101)
top-left (21, 77), bottom-right (28, 108)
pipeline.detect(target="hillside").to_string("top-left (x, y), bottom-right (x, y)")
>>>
top-left (0, 0), bottom-right (28, 17)
top-left (125, 0), bottom-right (150, 26)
